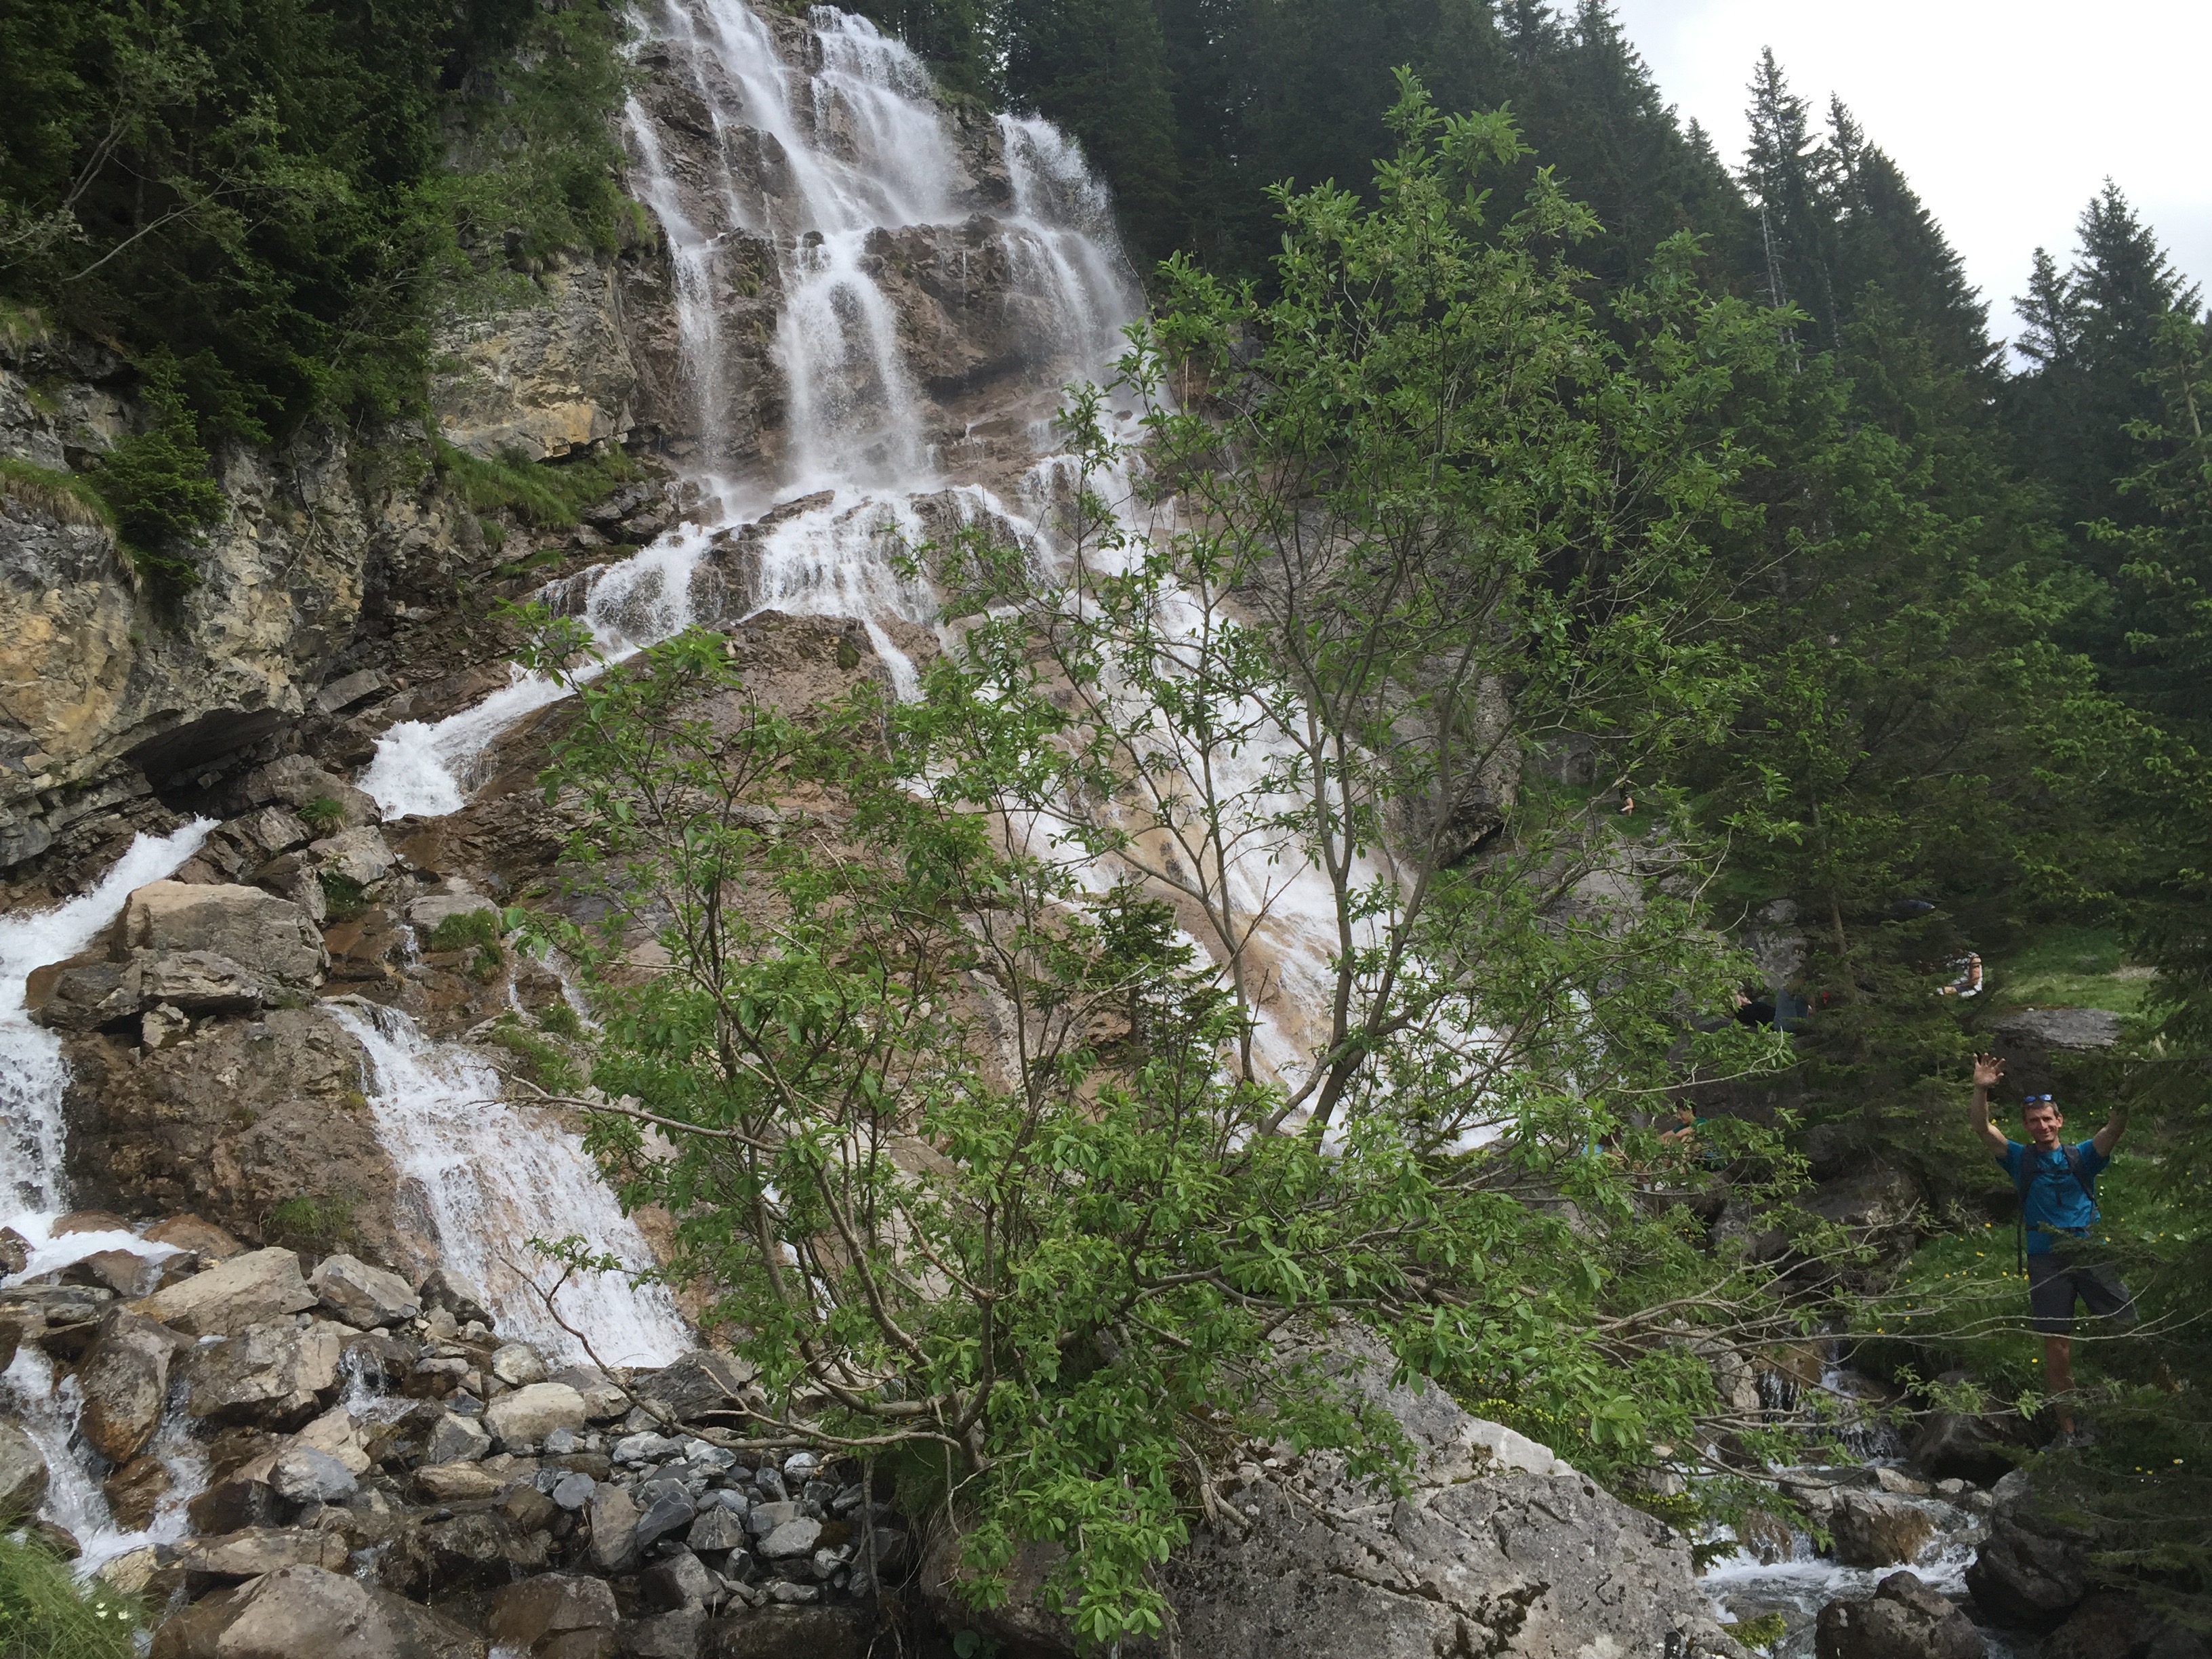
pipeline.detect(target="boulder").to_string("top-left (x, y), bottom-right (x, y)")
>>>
top-left (687, 1507), bottom-right (748, 1553)
top-left (929, 1326), bottom-right (1742, 1659)
top-left (269, 1444), bottom-right (358, 1504)
top-left (33, 960), bottom-right (140, 1030)
top-left (243, 755), bottom-right (381, 831)
top-left (63, 1246), bottom-right (160, 1296)
top-left (553, 1471), bottom-right (598, 1512)
top-left (415, 1462), bottom-right (504, 1502)
top-left (487, 1572), bottom-right (619, 1659)
top-left (621, 1609), bottom-right (707, 1659)
top-left (155, 1561), bottom-right (485, 1659)
top-left (759, 1517), bottom-right (820, 1561)
top-left (417, 1269), bottom-right (493, 1329)
top-left (310, 826), bottom-right (396, 887)
top-left (635, 1483), bottom-right (698, 1552)
top-left (590, 1481), bottom-right (642, 1573)
top-left (144, 1214), bottom-right (247, 1258)
top-left (0, 1419), bottom-right (49, 1519)
top-left (641, 1550), bottom-right (719, 1611)
top-left (309, 1254), bottom-right (420, 1328)
top-left (405, 1509), bottom-right (550, 1586)
top-left (174, 1526), bottom-right (352, 1583)
top-left (633, 1351), bottom-right (755, 1422)
top-left (106, 1452), bottom-right (173, 1528)
top-left (1967, 1513), bottom-right (2089, 1630)
top-left (77, 1311), bottom-right (185, 1460)
top-left (485, 1382), bottom-right (586, 1449)
top-left (1996, 1008), bottom-right (2123, 1053)
top-left (184, 1319), bottom-right (343, 1429)
top-left (1831, 1492), bottom-right (1938, 1568)
top-left (0, 1226), bottom-right (28, 1275)
top-left (137, 949), bottom-right (265, 1015)
top-left (1816, 1570), bottom-right (1984, 1659)
top-left (1909, 1410), bottom-right (2018, 1487)
top-left (405, 893), bottom-right (498, 937)
top-left (2043, 1591), bottom-right (2212, 1659)
top-left (489, 1342), bottom-right (548, 1387)
top-left (134, 1247), bottom-right (318, 1336)
top-left (710, 1607), bottom-right (874, 1657)
top-left (121, 881), bottom-right (327, 987)
top-left (425, 1411), bottom-right (494, 1465)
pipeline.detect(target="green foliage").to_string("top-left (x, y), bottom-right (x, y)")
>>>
top-left (264, 1192), bottom-right (355, 1250)
top-left (88, 356), bottom-right (224, 590)
top-left (0, 0), bottom-right (632, 436)
top-left (298, 795), bottom-right (346, 836)
top-left (318, 870), bottom-right (367, 922)
top-left (507, 96), bottom-right (1887, 1641)
top-left (484, 1014), bottom-right (583, 1097)
top-left (0, 1532), bottom-right (143, 1657)
top-left (425, 907), bottom-right (502, 954)
top-left (539, 998), bottom-right (584, 1040)
top-left (0, 455), bottom-right (112, 529)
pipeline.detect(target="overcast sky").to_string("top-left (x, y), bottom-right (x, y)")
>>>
top-left (1605, 1), bottom-right (2212, 347)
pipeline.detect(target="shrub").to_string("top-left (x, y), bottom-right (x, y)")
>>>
top-left (300, 796), bottom-right (347, 835)
top-left (319, 871), bottom-right (367, 922)
top-left (264, 1193), bottom-right (356, 1251)
top-left (89, 359), bottom-right (226, 592)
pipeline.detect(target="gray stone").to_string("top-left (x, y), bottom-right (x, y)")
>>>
top-left (136, 949), bottom-right (264, 1015)
top-left (552, 1471), bottom-right (597, 1511)
top-left (308, 1254), bottom-right (420, 1328)
top-left (489, 1341), bottom-right (548, 1387)
top-left (313, 670), bottom-right (384, 716)
top-left (590, 1481), bottom-right (642, 1573)
top-left (544, 1426), bottom-right (579, 1456)
top-left (485, 1382), bottom-right (586, 1448)
top-left (759, 1517), bottom-right (821, 1560)
top-left (414, 1462), bottom-right (503, 1502)
top-left (0, 1226), bottom-right (30, 1275)
top-left (636, 1486), bottom-right (698, 1552)
top-left (752, 1465), bottom-right (787, 1503)
top-left (1996, 1007), bottom-right (2123, 1052)
top-left (182, 1319), bottom-right (342, 1429)
top-left (1817, 1570), bottom-right (1984, 1659)
top-left (269, 1445), bottom-right (357, 1504)
top-left (640, 1549), bottom-right (719, 1611)
top-left (417, 1269), bottom-right (493, 1328)
top-left (307, 826), bottom-right (394, 886)
top-left (687, 1507), bottom-right (749, 1553)
top-left (406, 892), bottom-right (498, 936)
top-left (746, 1499), bottom-right (801, 1537)
top-left (121, 881), bottom-right (327, 988)
top-left (132, 1246), bottom-right (318, 1336)
top-left (764, 1580), bottom-right (821, 1605)
top-left (0, 1420), bottom-right (48, 1519)
top-left (426, 1410), bottom-right (494, 1465)
top-left (1910, 1410), bottom-right (2019, 1487)
top-left (615, 1431), bottom-right (681, 1464)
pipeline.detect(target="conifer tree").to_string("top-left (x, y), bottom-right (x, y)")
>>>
top-left (1740, 48), bottom-right (1839, 344)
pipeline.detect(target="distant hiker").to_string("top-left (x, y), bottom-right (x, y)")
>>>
top-left (1938, 953), bottom-right (1983, 998)
top-left (1969, 1053), bottom-right (2135, 1435)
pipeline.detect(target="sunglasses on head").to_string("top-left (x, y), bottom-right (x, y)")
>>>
top-left (2024, 1094), bottom-right (2056, 1105)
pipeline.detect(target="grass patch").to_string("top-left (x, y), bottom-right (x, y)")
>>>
top-left (0, 1531), bottom-right (144, 1656)
top-left (319, 871), bottom-right (368, 922)
top-left (425, 907), bottom-right (502, 953)
top-left (264, 1193), bottom-right (356, 1252)
top-left (0, 455), bottom-right (113, 531)
top-left (300, 796), bottom-right (347, 836)
top-left (1988, 922), bottom-right (2154, 1016)
top-left (539, 999), bottom-right (583, 1038)
top-left (432, 441), bottom-right (638, 529)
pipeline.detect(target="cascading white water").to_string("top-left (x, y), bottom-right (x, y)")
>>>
top-left (326, 1002), bottom-right (689, 1366)
top-left (0, 820), bottom-right (214, 1225)
top-left (359, 522), bottom-right (718, 820)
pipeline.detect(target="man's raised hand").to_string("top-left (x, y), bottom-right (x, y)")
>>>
top-left (1971, 1053), bottom-right (2005, 1090)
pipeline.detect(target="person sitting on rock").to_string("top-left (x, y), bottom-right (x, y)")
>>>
top-left (1969, 1053), bottom-right (2134, 1435)
top-left (1937, 952), bottom-right (1983, 998)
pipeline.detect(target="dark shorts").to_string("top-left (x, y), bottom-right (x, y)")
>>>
top-left (2027, 1244), bottom-right (2137, 1337)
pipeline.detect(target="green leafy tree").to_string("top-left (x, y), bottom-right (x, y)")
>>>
top-left (513, 83), bottom-right (1883, 1643)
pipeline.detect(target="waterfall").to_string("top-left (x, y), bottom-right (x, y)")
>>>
top-left (326, 1002), bottom-right (689, 1367)
top-left (0, 820), bottom-right (213, 1225)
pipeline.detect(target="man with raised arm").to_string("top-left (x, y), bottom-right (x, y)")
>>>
top-left (1969, 1053), bottom-right (2135, 1437)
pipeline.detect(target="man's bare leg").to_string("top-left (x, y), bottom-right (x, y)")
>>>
top-left (2044, 1334), bottom-right (2075, 1434)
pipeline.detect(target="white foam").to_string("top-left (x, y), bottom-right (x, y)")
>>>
top-left (326, 1001), bottom-right (689, 1367)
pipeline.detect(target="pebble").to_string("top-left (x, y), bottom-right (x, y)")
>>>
top-left (550, 1472), bottom-right (596, 1511)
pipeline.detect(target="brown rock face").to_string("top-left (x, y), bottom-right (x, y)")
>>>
top-left (104, 1454), bottom-right (173, 1530)
top-left (1831, 1491), bottom-right (1940, 1569)
top-left (1816, 1570), bottom-right (1984, 1659)
top-left (62, 1008), bottom-right (415, 1265)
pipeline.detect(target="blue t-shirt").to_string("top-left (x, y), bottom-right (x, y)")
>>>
top-left (2001, 1139), bottom-right (2108, 1254)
